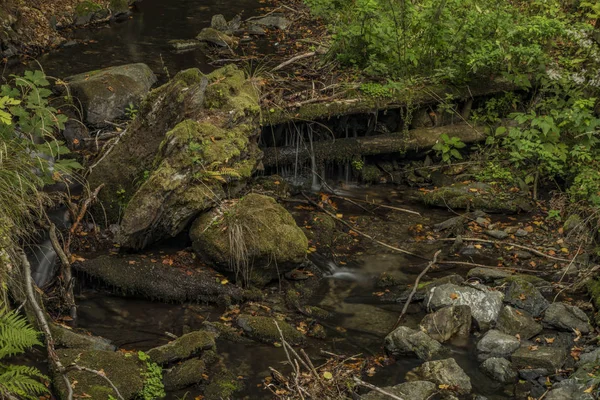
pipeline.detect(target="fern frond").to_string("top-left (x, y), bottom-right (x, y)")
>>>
top-left (0, 364), bottom-right (49, 400)
top-left (0, 308), bottom-right (42, 359)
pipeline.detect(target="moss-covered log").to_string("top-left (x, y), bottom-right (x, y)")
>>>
top-left (263, 79), bottom-right (515, 125)
top-left (262, 123), bottom-right (485, 167)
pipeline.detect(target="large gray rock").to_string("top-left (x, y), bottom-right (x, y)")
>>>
top-left (477, 329), bottom-right (520, 361)
top-left (577, 348), bottom-right (600, 366)
top-left (361, 381), bottom-right (437, 400)
top-left (425, 283), bottom-right (503, 329)
top-left (545, 378), bottom-right (595, 400)
top-left (505, 280), bottom-right (549, 317)
top-left (65, 63), bottom-right (156, 126)
top-left (543, 302), bottom-right (592, 334)
top-left (480, 357), bottom-right (517, 383)
top-left (384, 326), bottom-right (446, 360)
top-left (419, 305), bottom-right (471, 343)
top-left (511, 345), bottom-right (567, 371)
top-left (249, 13), bottom-right (291, 30)
top-left (496, 305), bottom-right (542, 339)
top-left (409, 358), bottom-right (472, 395)
top-left (190, 194), bottom-right (308, 286)
top-left (196, 27), bottom-right (237, 47)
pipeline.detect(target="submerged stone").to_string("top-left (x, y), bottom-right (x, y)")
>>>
top-left (384, 326), bottom-right (446, 360)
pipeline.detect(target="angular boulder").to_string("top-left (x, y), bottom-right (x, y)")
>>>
top-left (190, 194), bottom-right (308, 286)
top-left (384, 326), bottom-right (446, 360)
top-left (480, 357), bottom-right (517, 383)
top-left (495, 305), bottom-right (542, 340)
top-left (88, 65), bottom-right (262, 248)
top-left (163, 358), bottom-right (206, 391)
top-left (419, 305), bottom-right (472, 343)
top-left (361, 381), bottom-right (437, 400)
top-left (505, 279), bottom-right (549, 317)
top-left (424, 283), bottom-right (503, 329)
top-left (65, 63), bottom-right (156, 126)
top-left (476, 329), bottom-right (520, 361)
top-left (511, 345), bottom-right (567, 371)
top-left (542, 302), bottom-right (592, 334)
top-left (408, 358), bottom-right (472, 395)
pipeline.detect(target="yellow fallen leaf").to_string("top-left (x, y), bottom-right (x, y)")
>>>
top-left (544, 337), bottom-right (555, 344)
top-left (450, 293), bottom-right (459, 300)
top-left (583, 386), bottom-right (594, 393)
top-left (323, 371), bottom-right (333, 380)
top-left (336, 213), bottom-right (343, 218)
top-left (221, 279), bottom-right (229, 285)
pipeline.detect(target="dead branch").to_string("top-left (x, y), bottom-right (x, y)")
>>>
top-left (330, 195), bottom-right (421, 216)
top-left (302, 192), bottom-right (427, 260)
top-left (353, 377), bottom-right (405, 400)
top-left (67, 184), bottom-right (105, 250)
top-left (65, 365), bottom-right (125, 400)
top-left (47, 223), bottom-right (76, 318)
top-left (393, 250), bottom-right (441, 330)
top-left (436, 260), bottom-right (543, 274)
top-left (437, 237), bottom-right (574, 263)
top-left (271, 52), bottom-right (317, 72)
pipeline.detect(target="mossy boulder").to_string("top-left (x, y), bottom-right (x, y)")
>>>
top-left (53, 349), bottom-right (144, 400)
top-left (190, 194), bottom-right (308, 286)
top-left (236, 315), bottom-right (304, 345)
top-left (88, 65), bottom-right (261, 249)
top-left (421, 182), bottom-right (534, 213)
top-left (196, 27), bottom-right (238, 47)
top-left (50, 324), bottom-right (115, 351)
top-left (65, 63), bottom-right (156, 126)
top-left (147, 330), bottom-right (216, 365)
top-left (163, 357), bottom-right (206, 391)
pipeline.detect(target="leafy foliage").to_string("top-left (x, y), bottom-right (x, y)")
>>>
top-left (0, 308), bottom-right (49, 400)
top-left (138, 351), bottom-right (166, 400)
top-left (432, 133), bottom-right (465, 163)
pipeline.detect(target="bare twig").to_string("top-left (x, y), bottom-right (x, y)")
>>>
top-left (47, 223), bottom-right (76, 318)
top-left (271, 52), bottom-right (317, 72)
top-left (437, 237), bottom-right (574, 263)
top-left (393, 250), bottom-right (441, 330)
top-left (353, 377), bottom-right (405, 400)
top-left (302, 192), bottom-right (426, 260)
top-left (65, 365), bottom-right (125, 400)
top-left (67, 184), bottom-right (105, 249)
top-left (330, 195), bottom-right (421, 216)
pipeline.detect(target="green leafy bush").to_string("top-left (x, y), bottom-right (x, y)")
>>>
top-left (432, 133), bottom-right (465, 163)
top-left (138, 351), bottom-right (165, 400)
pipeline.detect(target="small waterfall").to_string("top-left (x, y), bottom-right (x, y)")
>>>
top-left (28, 233), bottom-right (57, 288)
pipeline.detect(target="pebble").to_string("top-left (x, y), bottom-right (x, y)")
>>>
top-left (485, 230), bottom-right (509, 240)
top-left (515, 229), bottom-right (529, 237)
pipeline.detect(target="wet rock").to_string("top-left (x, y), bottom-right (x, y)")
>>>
top-left (236, 315), bottom-right (304, 345)
top-left (513, 250), bottom-right (533, 259)
top-left (505, 280), bottom-right (549, 317)
top-left (62, 119), bottom-right (90, 150)
top-left (408, 358), bottom-right (472, 395)
top-left (495, 305), bottom-right (542, 339)
top-left (245, 23), bottom-right (266, 35)
top-left (577, 347), bottom-right (600, 366)
top-left (515, 229), bottom-right (529, 237)
top-left (420, 182), bottom-right (534, 213)
top-left (211, 14), bottom-right (229, 31)
top-left (466, 267), bottom-right (511, 283)
top-left (53, 349), bottom-right (144, 400)
top-left (477, 329), bottom-right (520, 361)
top-left (480, 357), bottom-right (517, 383)
top-left (545, 378), bottom-right (595, 400)
top-left (73, 254), bottom-right (250, 303)
top-left (424, 283), bottom-right (503, 329)
top-left (501, 275), bottom-right (553, 295)
top-left (65, 63), bottom-right (157, 126)
top-left (475, 217), bottom-right (490, 227)
top-left (384, 326), bottom-right (446, 360)
top-left (163, 358), bottom-right (206, 391)
top-left (563, 214), bottom-right (583, 234)
top-left (50, 324), bottom-right (115, 351)
top-left (191, 194), bottom-right (308, 286)
top-left (542, 302), bottom-right (592, 334)
top-left (196, 27), bottom-right (238, 47)
top-left (250, 13), bottom-right (291, 30)
top-left (396, 274), bottom-right (465, 303)
top-left (88, 65), bottom-right (262, 245)
top-left (485, 230), bottom-right (509, 240)
top-left (460, 244), bottom-right (479, 256)
top-left (147, 330), bottom-right (216, 365)
top-left (361, 380), bottom-right (437, 400)
top-left (169, 39), bottom-right (201, 51)
top-left (511, 345), bottom-right (567, 370)
top-left (518, 368), bottom-right (548, 381)
top-left (419, 305), bottom-right (471, 343)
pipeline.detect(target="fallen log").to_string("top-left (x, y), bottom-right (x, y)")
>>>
top-left (262, 123), bottom-right (486, 167)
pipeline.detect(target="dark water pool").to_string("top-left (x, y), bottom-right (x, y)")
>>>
top-left (17, 0), bottom-right (266, 79)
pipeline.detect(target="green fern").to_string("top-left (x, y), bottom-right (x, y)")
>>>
top-left (0, 308), bottom-right (49, 399)
top-left (0, 308), bottom-right (42, 359)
